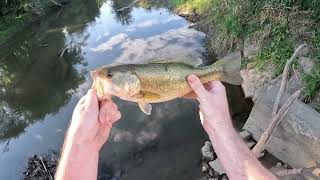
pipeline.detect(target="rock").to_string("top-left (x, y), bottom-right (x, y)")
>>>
top-left (245, 140), bottom-right (256, 149)
top-left (196, 176), bottom-right (209, 180)
top-left (201, 161), bottom-right (210, 173)
top-left (240, 67), bottom-right (272, 98)
top-left (286, 75), bottom-right (303, 95)
top-left (220, 174), bottom-right (229, 180)
top-left (243, 82), bottom-right (320, 168)
top-left (208, 168), bottom-right (219, 178)
top-left (188, 23), bottom-right (197, 28)
top-left (239, 130), bottom-right (256, 148)
top-left (209, 159), bottom-right (225, 175)
top-left (239, 130), bottom-right (252, 140)
top-left (244, 39), bottom-right (260, 59)
top-left (201, 141), bottom-right (215, 161)
top-left (296, 45), bottom-right (311, 57)
top-left (113, 169), bottom-right (122, 178)
top-left (298, 57), bottom-right (314, 74)
top-left (208, 169), bottom-right (214, 177)
top-left (270, 163), bottom-right (320, 180)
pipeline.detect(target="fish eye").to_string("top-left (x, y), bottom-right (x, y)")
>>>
top-left (106, 72), bottom-right (113, 78)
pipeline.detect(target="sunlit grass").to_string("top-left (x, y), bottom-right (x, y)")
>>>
top-left (171, 0), bottom-right (211, 13)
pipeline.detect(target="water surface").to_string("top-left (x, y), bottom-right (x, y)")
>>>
top-left (0, 0), bottom-right (210, 179)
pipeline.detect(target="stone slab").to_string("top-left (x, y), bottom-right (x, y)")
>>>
top-left (243, 83), bottom-right (320, 168)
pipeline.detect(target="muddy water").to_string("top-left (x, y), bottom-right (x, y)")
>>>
top-left (0, 0), bottom-right (251, 179)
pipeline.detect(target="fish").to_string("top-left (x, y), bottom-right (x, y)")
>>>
top-left (91, 52), bottom-right (242, 115)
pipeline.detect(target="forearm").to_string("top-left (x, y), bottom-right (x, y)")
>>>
top-left (55, 138), bottom-right (99, 180)
top-left (206, 118), bottom-right (277, 180)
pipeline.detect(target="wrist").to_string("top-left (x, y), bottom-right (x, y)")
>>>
top-left (204, 116), bottom-right (233, 133)
top-left (56, 137), bottom-right (99, 180)
top-left (64, 139), bottom-right (99, 157)
top-left (64, 133), bottom-right (101, 155)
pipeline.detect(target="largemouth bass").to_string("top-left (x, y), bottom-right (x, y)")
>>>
top-left (91, 53), bottom-right (242, 115)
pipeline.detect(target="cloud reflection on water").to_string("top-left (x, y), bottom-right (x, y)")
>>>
top-left (91, 27), bottom-right (206, 62)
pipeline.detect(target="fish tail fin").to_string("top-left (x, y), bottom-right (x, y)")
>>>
top-left (211, 52), bottom-right (243, 85)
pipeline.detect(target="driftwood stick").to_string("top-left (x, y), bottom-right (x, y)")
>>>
top-left (49, 0), bottom-right (63, 7)
top-left (39, 155), bottom-right (53, 180)
top-left (272, 44), bottom-right (306, 116)
top-left (57, 41), bottom-right (72, 58)
top-left (252, 90), bottom-right (301, 157)
top-left (274, 166), bottom-right (320, 177)
top-left (115, 0), bottom-right (141, 12)
top-left (274, 168), bottom-right (302, 176)
top-left (252, 44), bottom-right (305, 157)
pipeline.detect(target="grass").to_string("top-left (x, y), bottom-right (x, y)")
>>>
top-left (302, 31), bottom-right (320, 101)
top-left (172, 0), bottom-right (320, 106)
top-left (255, 21), bottom-right (294, 76)
top-left (170, 0), bottom-right (211, 13)
top-left (302, 63), bottom-right (320, 101)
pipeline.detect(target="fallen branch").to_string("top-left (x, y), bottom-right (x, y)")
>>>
top-left (271, 44), bottom-right (306, 116)
top-left (49, 0), bottom-right (63, 7)
top-left (115, 0), bottom-right (141, 12)
top-left (274, 168), bottom-right (302, 176)
top-left (39, 156), bottom-right (53, 180)
top-left (274, 165), bottom-right (320, 177)
top-left (40, 43), bottom-right (48, 47)
top-left (57, 41), bottom-right (72, 58)
top-left (252, 90), bottom-right (301, 157)
top-left (252, 44), bottom-right (306, 157)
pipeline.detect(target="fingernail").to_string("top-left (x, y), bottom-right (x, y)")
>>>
top-left (187, 74), bottom-right (197, 83)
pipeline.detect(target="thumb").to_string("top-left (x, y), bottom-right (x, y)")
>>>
top-left (84, 89), bottom-right (98, 107)
top-left (187, 74), bottom-right (207, 100)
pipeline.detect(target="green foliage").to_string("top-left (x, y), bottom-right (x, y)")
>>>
top-left (255, 22), bottom-right (294, 76)
top-left (280, 0), bottom-right (320, 22)
top-left (0, 14), bottom-right (31, 41)
top-left (170, 0), bottom-right (211, 13)
top-left (173, 0), bottom-right (320, 103)
top-left (302, 63), bottom-right (320, 100)
top-left (0, 0), bottom-right (60, 42)
top-left (302, 31), bottom-right (320, 100)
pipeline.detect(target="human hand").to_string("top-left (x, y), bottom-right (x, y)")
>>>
top-left (66, 89), bottom-right (121, 153)
top-left (186, 74), bottom-right (232, 133)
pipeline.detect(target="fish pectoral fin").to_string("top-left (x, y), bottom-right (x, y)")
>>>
top-left (141, 91), bottom-right (161, 100)
top-left (138, 101), bottom-right (152, 115)
top-left (132, 92), bottom-right (144, 98)
top-left (132, 91), bottom-right (160, 100)
top-left (147, 54), bottom-right (203, 67)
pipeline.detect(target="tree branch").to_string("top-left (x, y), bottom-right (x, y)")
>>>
top-left (272, 44), bottom-right (306, 116)
top-left (252, 90), bottom-right (301, 157)
top-left (115, 0), bottom-right (141, 12)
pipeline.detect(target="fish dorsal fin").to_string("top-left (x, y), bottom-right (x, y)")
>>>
top-left (147, 54), bottom-right (203, 67)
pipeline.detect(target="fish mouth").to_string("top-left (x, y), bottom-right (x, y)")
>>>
top-left (90, 70), bottom-right (104, 93)
top-left (90, 70), bottom-right (113, 100)
top-left (90, 70), bottom-right (100, 79)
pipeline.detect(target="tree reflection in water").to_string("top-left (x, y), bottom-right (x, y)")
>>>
top-left (0, 0), bottom-right (102, 142)
top-left (110, 0), bottom-right (134, 25)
